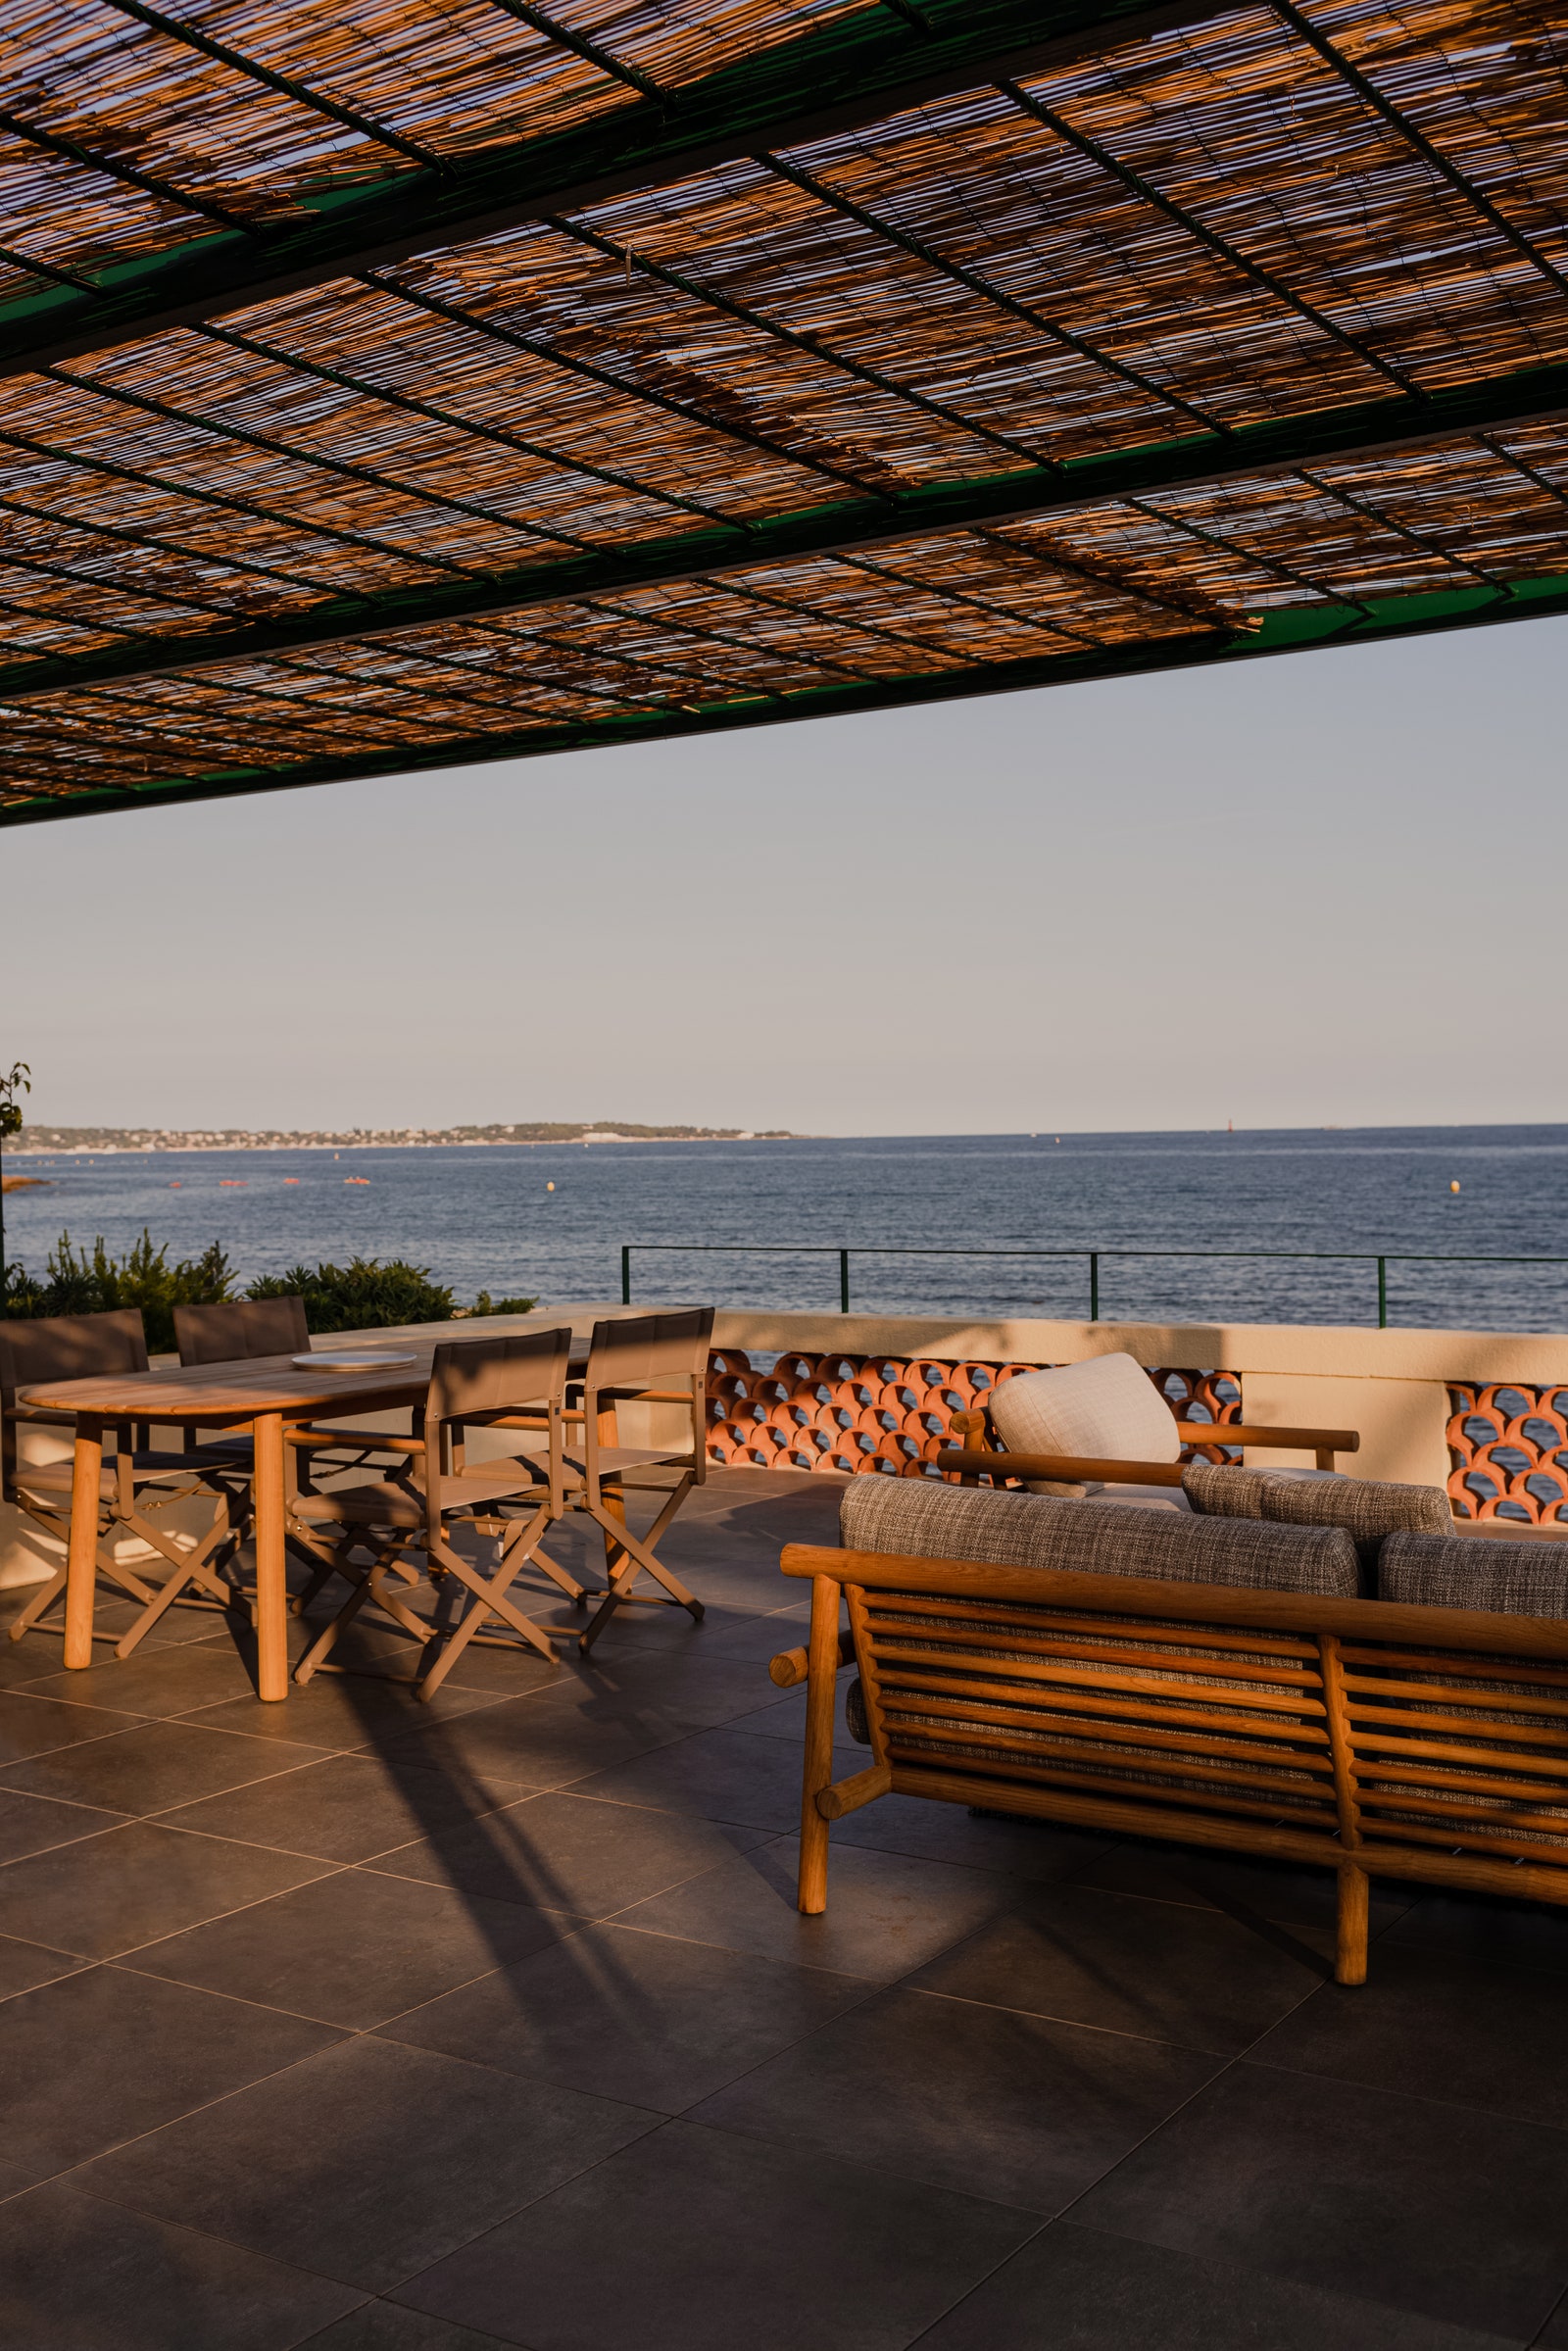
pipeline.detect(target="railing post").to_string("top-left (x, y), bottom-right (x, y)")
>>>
top-left (621, 1244), bottom-right (631, 1306)
top-left (839, 1249), bottom-right (851, 1314)
top-left (1089, 1251), bottom-right (1100, 1322)
top-left (1377, 1255), bottom-right (1387, 1329)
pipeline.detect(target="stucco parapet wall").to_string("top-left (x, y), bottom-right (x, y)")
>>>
top-left (702, 1311), bottom-right (1568, 1384)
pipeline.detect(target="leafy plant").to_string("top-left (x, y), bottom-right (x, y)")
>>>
top-left (247, 1255), bottom-right (456, 1333)
top-left (2, 1228), bottom-right (236, 1353)
top-left (466, 1292), bottom-right (539, 1317)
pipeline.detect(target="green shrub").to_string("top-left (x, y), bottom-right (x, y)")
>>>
top-left (247, 1255), bottom-right (455, 1333)
top-left (466, 1292), bottom-right (539, 1317)
top-left (2, 1229), bottom-right (235, 1354)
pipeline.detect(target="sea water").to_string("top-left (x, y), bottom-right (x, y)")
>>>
top-left (6, 1127), bottom-right (1567, 1333)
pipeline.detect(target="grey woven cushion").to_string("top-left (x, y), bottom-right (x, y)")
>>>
top-left (840, 1476), bottom-right (1356, 1597)
top-left (1184, 1459), bottom-right (1448, 1587)
top-left (1380, 1531), bottom-right (1568, 1616)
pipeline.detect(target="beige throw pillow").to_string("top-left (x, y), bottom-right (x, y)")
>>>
top-left (987, 1352), bottom-right (1181, 1495)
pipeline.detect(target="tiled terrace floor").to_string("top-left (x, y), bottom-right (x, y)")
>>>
top-left (4, 1468), bottom-right (1568, 2348)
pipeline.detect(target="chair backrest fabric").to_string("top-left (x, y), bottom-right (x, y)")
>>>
top-left (428, 1327), bottom-right (573, 1426)
top-left (0, 1307), bottom-right (149, 1404)
top-left (174, 1296), bottom-right (309, 1364)
top-left (986, 1352), bottom-right (1181, 1495)
top-left (841, 1474), bottom-right (1358, 1598)
top-left (583, 1307), bottom-right (715, 1395)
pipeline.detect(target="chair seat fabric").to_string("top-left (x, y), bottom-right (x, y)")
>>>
top-left (296, 1458), bottom-right (544, 1527)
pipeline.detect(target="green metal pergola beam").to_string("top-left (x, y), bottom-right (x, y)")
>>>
top-left (0, 0), bottom-right (1227, 376)
top-left (3, 358), bottom-right (1566, 703)
top-left (6, 570), bottom-right (1567, 828)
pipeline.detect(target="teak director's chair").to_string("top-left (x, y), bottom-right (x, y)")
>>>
top-left (290, 1325), bottom-right (575, 1699)
top-left (564, 1307), bottom-right (715, 1655)
top-left (1, 1308), bottom-right (252, 1656)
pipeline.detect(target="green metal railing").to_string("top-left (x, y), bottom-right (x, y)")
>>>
top-left (619, 1243), bottom-right (1568, 1327)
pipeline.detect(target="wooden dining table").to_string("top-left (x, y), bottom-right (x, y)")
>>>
top-left (18, 1325), bottom-right (597, 1700)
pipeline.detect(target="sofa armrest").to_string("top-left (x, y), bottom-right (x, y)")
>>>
top-left (936, 1446), bottom-right (1185, 1487)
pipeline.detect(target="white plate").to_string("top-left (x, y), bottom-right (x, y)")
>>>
top-left (292, 1350), bottom-right (418, 1373)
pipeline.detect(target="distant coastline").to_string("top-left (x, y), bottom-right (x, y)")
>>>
top-left (10, 1121), bottom-right (795, 1154)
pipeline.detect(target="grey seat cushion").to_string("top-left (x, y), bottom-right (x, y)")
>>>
top-left (1380, 1532), bottom-right (1568, 1617)
top-left (841, 1475), bottom-right (1357, 1597)
top-left (1184, 1458), bottom-right (1450, 1591)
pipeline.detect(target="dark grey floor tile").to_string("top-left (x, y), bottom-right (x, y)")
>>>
top-left (831, 1796), bottom-right (1113, 1881)
top-left (401, 2116), bottom-right (1035, 2351)
top-left (24, 1641), bottom-right (265, 1719)
top-left (380, 1690), bottom-right (691, 1791)
top-left (369, 1790), bottom-right (767, 1917)
top-left (128, 1860), bottom-right (579, 2028)
top-left (0, 1689), bottom-right (145, 1765)
top-left (716, 1674), bottom-right (854, 1744)
top-left (0, 2180), bottom-right (362, 2350)
top-left (1077, 1838), bottom-right (1413, 1934)
top-left (1388, 1889), bottom-right (1568, 1979)
top-left (0, 1633), bottom-right (74, 1689)
top-left (615, 1835), bottom-right (1028, 1982)
top-left (385, 1919), bottom-right (873, 2110)
top-left (82, 2034), bottom-right (657, 2294)
top-left (182, 1674), bottom-right (505, 1753)
top-left (1535, 2285), bottom-right (1568, 2346)
top-left (1073, 2059), bottom-right (1568, 2340)
top-left (0, 1787), bottom-right (124, 1863)
top-left (298, 2304), bottom-right (514, 2350)
top-left (0, 1964), bottom-right (339, 2173)
top-left (1250, 1941), bottom-right (1568, 2129)
top-left (568, 1725), bottom-right (858, 1833)
top-left (0, 1820), bottom-right (333, 1960)
top-left (917, 2221), bottom-right (1518, 2350)
top-left (564, 1652), bottom-right (784, 1729)
top-left (599, 1601), bottom-right (809, 1660)
top-left (0, 1718), bottom-right (320, 1813)
top-left (695, 1983), bottom-right (1221, 2212)
top-left (0, 1933), bottom-right (82, 2002)
top-left (159, 1752), bottom-right (520, 1864)
top-left (909, 1883), bottom-right (1328, 2054)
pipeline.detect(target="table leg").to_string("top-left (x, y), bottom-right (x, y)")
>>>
top-left (253, 1411), bottom-right (288, 1702)
top-left (64, 1413), bottom-right (104, 1669)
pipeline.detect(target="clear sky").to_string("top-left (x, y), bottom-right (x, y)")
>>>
top-left (6, 612), bottom-right (1565, 1138)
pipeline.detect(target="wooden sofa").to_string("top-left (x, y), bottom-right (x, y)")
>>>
top-left (769, 1516), bottom-right (1568, 1988)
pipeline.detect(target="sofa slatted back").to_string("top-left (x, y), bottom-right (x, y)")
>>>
top-left (777, 1543), bottom-right (1568, 1985)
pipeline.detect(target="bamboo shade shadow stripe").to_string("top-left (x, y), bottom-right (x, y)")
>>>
top-left (1295, 468), bottom-right (1513, 593)
top-left (571, 593), bottom-right (880, 683)
top-left (0, 422), bottom-right (523, 585)
top-left (758, 150), bottom-right (1225, 436)
top-left (549, 212), bottom-right (1062, 474)
top-left (832, 549), bottom-right (1106, 647)
top-left (0, 489), bottom-right (367, 605)
top-left (693, 568), bottom-right (990, 664)
top-left (0, 246), bottom-right (93, 293)
top-left (969, 521), bottom-right (1239, 624)
top-left (18, 572), bottom-right (1568, 826)
top-left (1270, 0), bottom-right (1568, 305)
top-left (43, 364), bottom-right (578, 574)
top-left (357, 267), bottom-right (901, 498)
top-left (996, 78), bottom-right (1416, 396)
top-left (482, 0), bottom-right (667, 103)
top-left (0, 111), bottom-right (258, 236)
top-left (1482, 437), bottom-right (1568, 515)
top-left (0, 0), bottom-right (1231, 374)
top-left (91, 0), bottom-right (449, 172)
top-left (197, 321), bottom-right (744, 533)
top-left (1115, 499), bottom-right (1372, 612)
top-left (7, 363), bottom-right (1568, 703)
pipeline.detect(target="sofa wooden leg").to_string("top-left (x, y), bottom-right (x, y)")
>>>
top-left (797, 1574), bottom-right (842, 1916)
top-left (1336, 1861), bottom-right (1369, 1985)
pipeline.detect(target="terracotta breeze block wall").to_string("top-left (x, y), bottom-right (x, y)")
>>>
top-left (705, 1350), bottom-right (1241, 1477)
top-left (1448, 1385), bottom-right (1568, 1525)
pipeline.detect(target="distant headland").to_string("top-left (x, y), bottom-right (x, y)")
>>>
top-left (10, 1121), bottom-right (795, 1153)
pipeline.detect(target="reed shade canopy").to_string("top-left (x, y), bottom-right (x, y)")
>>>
top-left (1, 0), bottom-right (1567, 824)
